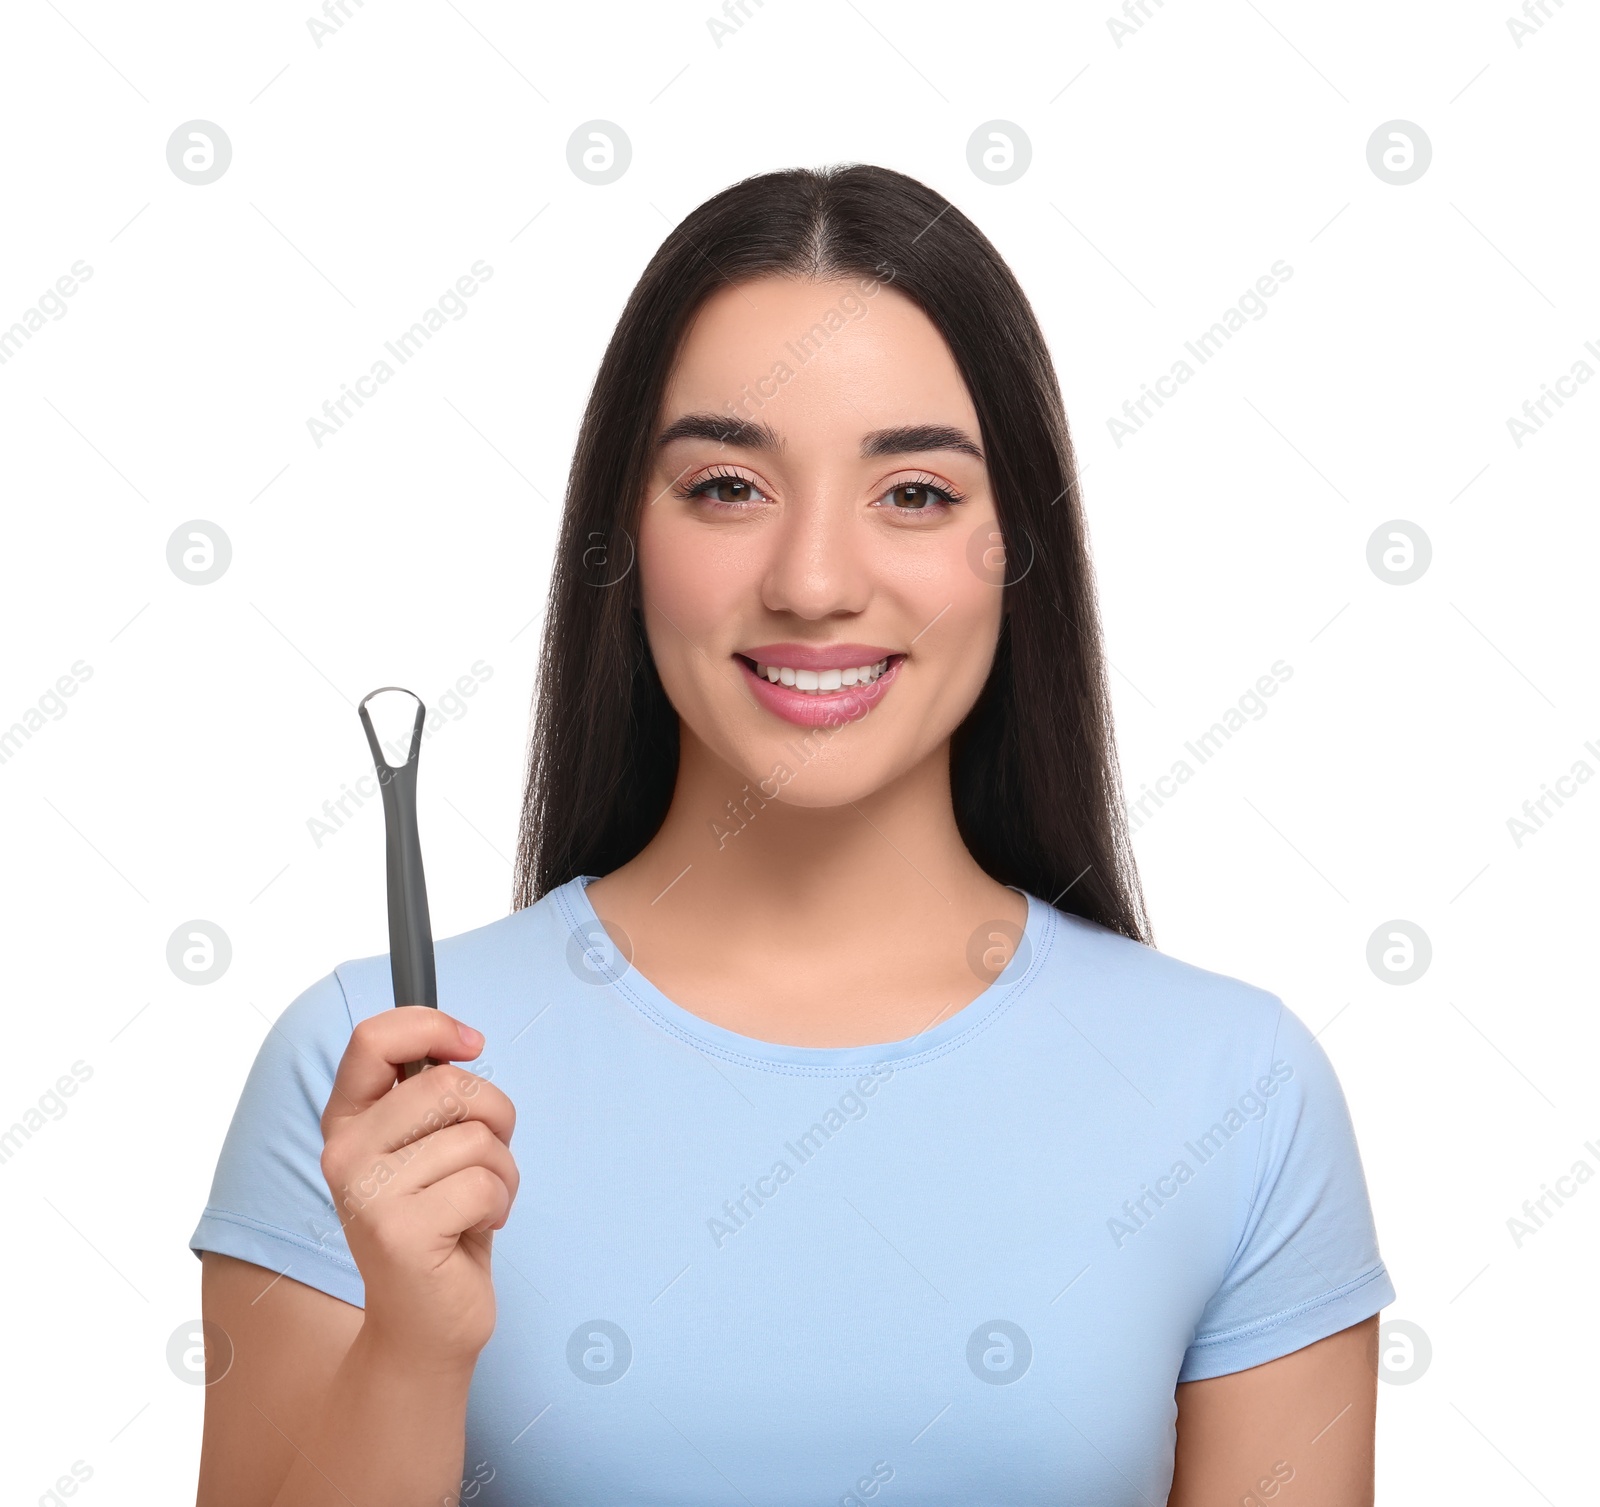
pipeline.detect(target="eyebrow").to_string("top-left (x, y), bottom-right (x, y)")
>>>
top-left (655, 413), bottom-right (984, 462)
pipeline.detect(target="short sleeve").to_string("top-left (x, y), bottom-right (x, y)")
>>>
top-left (188, 968), bottom-right (367, 1308)
top-left (1178, 999), bottom-right (1395, 1382)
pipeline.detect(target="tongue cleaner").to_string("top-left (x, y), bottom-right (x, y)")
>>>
top-left (357, 687), bottom-right (440, 1080)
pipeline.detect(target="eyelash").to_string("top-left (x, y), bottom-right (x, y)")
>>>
top-left (674, 469), bottom-right (968, 514)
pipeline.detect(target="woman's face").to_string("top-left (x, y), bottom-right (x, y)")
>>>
top-left (637, 273), bottom-right (1006, 808)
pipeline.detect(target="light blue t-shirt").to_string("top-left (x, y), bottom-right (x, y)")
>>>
top-left (190, 875), bottom-right (1394, 1505)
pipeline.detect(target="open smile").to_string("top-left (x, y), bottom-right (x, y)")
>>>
top-left (733, 652), bottom-right (906, 729)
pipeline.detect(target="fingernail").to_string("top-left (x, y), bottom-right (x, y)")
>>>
top-left (458, 1022), bottom-right (483, 1047)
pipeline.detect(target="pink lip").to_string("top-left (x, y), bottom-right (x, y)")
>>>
top-left (735, 653), bottom-right (904, 729)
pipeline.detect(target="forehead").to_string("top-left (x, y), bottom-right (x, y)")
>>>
top-left (661, 274), bottom-right (978, 437)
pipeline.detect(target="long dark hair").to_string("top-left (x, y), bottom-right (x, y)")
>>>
top-left (510, 163), bottom-right (1152, 946)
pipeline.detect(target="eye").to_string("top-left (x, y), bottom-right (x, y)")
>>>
top-left (676, 470), bottom-right (770, 509)
top-left (873, 474), bottom-right (967, 515)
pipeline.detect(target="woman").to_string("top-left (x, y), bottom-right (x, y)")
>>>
top-left (191, 164), bottom-right (1394, 1506)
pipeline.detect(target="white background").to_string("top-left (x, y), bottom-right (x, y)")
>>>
top-left (1, 0), bottom-right (1595, 1501)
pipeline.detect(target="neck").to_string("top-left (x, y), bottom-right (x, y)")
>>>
top-left (582, 722), bottom-right (1029, 1046)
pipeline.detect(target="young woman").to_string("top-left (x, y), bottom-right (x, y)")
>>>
top-left (191, 164), bottom-right (1394, 1506)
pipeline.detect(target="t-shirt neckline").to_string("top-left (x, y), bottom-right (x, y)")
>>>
top-left (557, 873), bottom-right (1052, 1074)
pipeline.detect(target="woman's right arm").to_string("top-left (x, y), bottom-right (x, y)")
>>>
top-left (195, 1007), bottom-right (520, 1507)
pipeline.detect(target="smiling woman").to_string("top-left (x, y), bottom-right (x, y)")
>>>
top-left (191, 164), bottom-right (1394, 1507)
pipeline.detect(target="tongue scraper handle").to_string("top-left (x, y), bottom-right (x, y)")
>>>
top-left (357, 687), bottom-right (440, 1081)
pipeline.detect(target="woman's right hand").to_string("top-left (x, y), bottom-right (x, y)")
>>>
top-left (318, 1008), bottom-right (519, 1374)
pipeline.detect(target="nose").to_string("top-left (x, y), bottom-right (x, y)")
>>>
top-left (758, 478), bottom-right (873, 621)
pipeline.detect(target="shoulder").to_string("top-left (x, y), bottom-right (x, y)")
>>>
top-left (1038, 899), bottom-right (1287, 1037)
top-left (328, 879), bottom-right (586, 1027)
top-left (1026, 898), bottom-right (1304, 1094)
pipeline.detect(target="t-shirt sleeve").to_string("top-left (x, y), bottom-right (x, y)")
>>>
top-left (1178, 997), bottom-right (1395, 1382)
top-left (188, 967), bottom-right (367, 1309)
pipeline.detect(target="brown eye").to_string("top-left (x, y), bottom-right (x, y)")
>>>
top-left (686, 474), bottom-right (766, 506)
top-left (885, 482), bottom-right (958, 510)
top-left (708, 479), bottom-right (755, 504)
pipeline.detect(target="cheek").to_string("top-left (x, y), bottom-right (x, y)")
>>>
top-left (925, 537), bottom-right (1005, 688)
top-left (637, 512), bottom-right (700, 627)
top-left (636, 510), bottom-right (753, 681)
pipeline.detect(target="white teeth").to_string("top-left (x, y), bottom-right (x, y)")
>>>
top-left (752, 658), bottom-right (891, 694)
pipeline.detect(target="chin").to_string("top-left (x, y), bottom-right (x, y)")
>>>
top-left (755, 773), bottom-right (887, 811)
top-left (721, 728), bottom-right (911, 810)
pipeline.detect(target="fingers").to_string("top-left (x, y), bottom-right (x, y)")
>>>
top-left (419, 1165), bottom-right (513, 1240)
top-left (353, 1062), bottom-right (516, 1157)
top-left (321, 1008), bottom-right (487, 1131)
top-left (377, 1118), bottom-right (521, 1219)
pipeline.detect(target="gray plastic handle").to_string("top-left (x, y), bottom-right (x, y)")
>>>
top-left (357, 687), bottom-right (439, 1080)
